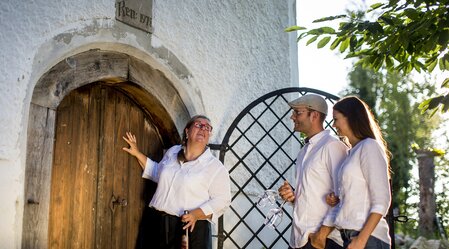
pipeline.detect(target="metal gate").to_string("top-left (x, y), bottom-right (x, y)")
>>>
top-left (210, 87), bottom-right (340, 248)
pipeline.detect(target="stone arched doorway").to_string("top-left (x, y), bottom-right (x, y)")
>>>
top-left (22, 50), bottom-right (190, 249)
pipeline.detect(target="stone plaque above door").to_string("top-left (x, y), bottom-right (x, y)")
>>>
top-left (115, 0), bottom-right (153, 33)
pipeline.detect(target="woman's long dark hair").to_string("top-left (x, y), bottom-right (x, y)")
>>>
top-left (333, 96), bottom-right (391, 172)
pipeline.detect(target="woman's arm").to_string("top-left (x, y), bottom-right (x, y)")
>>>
top-left (347, 213), bottom-right (383, 249)
top-left (350, 140), bottom-right (391, 249)
top-left (122, 132), bottom-right (147, 170)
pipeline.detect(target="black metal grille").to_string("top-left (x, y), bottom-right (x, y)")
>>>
top-left (213, 88), bottom-right (340, 249)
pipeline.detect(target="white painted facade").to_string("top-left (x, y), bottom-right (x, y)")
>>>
top-left (0, 0), bottom-right (298, 248)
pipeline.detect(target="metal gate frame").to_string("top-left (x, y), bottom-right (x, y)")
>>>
top-left (210, 87), bottom-right (395, 248)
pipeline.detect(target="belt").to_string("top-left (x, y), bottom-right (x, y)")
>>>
top-left (150, 207), bottom-right (178, 217)
top-left (340, 229), bottom-right (359, 241)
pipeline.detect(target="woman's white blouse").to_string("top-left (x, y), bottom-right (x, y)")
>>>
top-left (142, 145), bottom-right (231, 221)
top-left (334, 138), bottom-right (391, 245)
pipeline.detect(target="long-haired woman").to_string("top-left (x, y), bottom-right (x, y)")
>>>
top-left (329, 96), bottom-right (391, 249)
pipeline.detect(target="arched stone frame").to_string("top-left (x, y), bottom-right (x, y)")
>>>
top-left (22, 49), bottom-right (191, 248)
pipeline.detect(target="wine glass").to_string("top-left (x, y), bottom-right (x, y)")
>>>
top-left (264, 200), bottom-right (287, 229)
top-left (256, 189), bottom-right (278, 207)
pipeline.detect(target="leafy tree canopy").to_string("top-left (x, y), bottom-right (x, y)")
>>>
top-left (287, 0), bottom-right (449, 115)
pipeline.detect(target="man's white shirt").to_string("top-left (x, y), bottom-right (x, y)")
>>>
top-left (290, 130), bottom-right (348, 248)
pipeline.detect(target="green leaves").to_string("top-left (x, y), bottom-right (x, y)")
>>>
top-left (419, 94), bottom-right (449, 115)
top-left (317, 36), bottom-right (331, 48)
top-left (369, 2), bottom-right (385, 11)
top-left (438, 30), bottom-right (449, 47)
top-left (306, 36), bottom-right (318, 46)
top-left (285, 0), bottom-right (449, 113)
top-left (330, 38), bottom-right (342, 50)
top-left (292, 26), bottom-right (336, 48)
top-left (442, 78), bottom-right (449, 88)
top-left (367, 22), bottom-right (384, 35)
top-left (308, 27), bottom-right (336, 35)
top-left (424, 55), bottom-right (439, 72)
top-left (284, 26), bottom-right (306, 32)
top-left (379, 15), bottom-right (396, 26)
top-left (442, 94), bottom-right (449, 113)
top-left (403, 8), bottom-right (421, 20)
top-left (312, 15), bottom-right (346, 23)
top-left (439, 55), bottom-right (449, 71)
top-left (339, 37), bottom-right (350, 53)
top-left (385, 55), bottom-right (394, 69)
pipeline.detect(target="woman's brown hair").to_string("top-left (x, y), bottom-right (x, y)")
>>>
top-left (333, 96), bottom-right (391, 173)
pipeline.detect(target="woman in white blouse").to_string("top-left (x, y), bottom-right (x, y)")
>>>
top-left (123, 115), bottom-right (231, 249)
top-left (329, 96), bottom-right (391, 249)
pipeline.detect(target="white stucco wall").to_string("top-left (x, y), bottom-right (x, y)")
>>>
top-left (0, 0), bottom-right (297, 248)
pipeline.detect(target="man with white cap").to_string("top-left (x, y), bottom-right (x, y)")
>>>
top-left (278, 94), bottom-right (348, 249)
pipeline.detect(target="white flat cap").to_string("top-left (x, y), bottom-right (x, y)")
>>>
top-left (288, 94), bottom-right (328, 115)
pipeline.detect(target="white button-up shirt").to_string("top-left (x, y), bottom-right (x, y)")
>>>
top-left (334, 138), bottom-right (391, 245)
top-left (143, 145), bottom-right (231, 221)
top-left (290, 130), bottom-right (348, 248)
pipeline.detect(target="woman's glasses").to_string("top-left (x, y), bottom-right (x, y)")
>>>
top-left (257, 189), bottom-right (287, 229)
top-left (193, 122), bottom-right (213, 132)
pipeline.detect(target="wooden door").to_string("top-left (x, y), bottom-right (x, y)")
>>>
top-left (48, 84), bottom-right (163, 249)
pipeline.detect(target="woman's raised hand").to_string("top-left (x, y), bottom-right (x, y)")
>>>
top-left (122, 132), bottom-right (140, 156)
